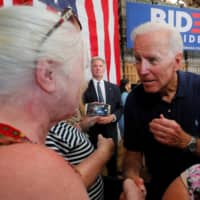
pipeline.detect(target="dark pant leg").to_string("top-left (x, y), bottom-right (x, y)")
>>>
top-left (106, 150), bottom-right (118, 176)
top-left (88, 130), bottom-right (98, 148)
top-left (103, 176), bottom-right (123, 200)
top-left (145, 181), bottom-right (167, 200)
top-left (88, 124), bottom-right (119, 176)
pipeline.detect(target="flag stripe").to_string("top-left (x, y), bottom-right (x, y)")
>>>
top-left (0, 0), bottom-right (12, 6)
top-left (84, 0), bottom-right (98, 57)
top-left (13, 0), bottom-right (33, 5)
top-left (101, 0), bottom-right (111, 80)
top-left (75, 0), bottom-right (91, 64)
top-left (109, 0), bottom-right (117, 83)
top-left (92, 0), bottom-right (107, 80)
top-left (113, 0), bottom-right (121, 84)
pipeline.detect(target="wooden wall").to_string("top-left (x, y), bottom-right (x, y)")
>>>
top-left (123, 62), bottom-right (139, 84)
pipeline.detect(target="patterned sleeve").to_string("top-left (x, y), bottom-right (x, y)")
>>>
top-left (180, 164), bottom-right (200, 200)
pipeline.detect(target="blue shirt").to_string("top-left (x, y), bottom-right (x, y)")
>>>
top-left (119, 91), bottom-right (129, 136)
top-left (124, 70), bottom-right (200, 199)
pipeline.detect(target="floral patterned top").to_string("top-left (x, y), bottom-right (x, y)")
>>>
top-left (0, 123), bottom-right (31, 145)
top-left (181, 164), bottom-right (200, 200)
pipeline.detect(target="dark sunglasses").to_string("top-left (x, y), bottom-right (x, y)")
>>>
top-left (40, 7), bottom-right (82, 45)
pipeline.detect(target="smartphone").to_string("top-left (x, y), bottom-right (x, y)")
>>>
top-left (85, 103), bottom-right (111, 116)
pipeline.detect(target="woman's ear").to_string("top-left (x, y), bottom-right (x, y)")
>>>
top-left (35, 59), bottom-right (57, 93)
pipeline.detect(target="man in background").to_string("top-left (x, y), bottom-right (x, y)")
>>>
top-left (83, 56), bottom-right (122, 178)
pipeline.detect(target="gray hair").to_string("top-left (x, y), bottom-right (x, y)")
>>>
top-left (91, 56), bottom-right (106, 66)
top-left (0, 6), bottom-right (87, 96)
top-left (131, 22), bottom-right (183, 54)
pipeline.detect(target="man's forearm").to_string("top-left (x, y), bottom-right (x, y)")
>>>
top-left (123, 150), bottom-right (143, 179)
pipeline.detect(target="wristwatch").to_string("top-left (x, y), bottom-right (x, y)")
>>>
top-left (186, 137), bottom-right (197, 153)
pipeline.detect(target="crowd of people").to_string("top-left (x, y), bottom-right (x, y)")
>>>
top-left (0, 4), bottom-right (200, 200)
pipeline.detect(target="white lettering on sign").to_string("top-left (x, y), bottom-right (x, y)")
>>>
top-left (151, 8), bottom-right (192, 32)
top-left (183, 34), bottom-right (200, 43)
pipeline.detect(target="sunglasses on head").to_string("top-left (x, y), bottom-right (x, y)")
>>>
top-left (40, 7), bottom-right (82, 45)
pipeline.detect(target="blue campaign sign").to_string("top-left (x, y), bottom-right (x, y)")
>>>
top-left (126, 2), bottom-right (200, 50)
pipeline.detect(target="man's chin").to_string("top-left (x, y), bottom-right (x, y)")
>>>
top-left (143, 86), bottom-right (159, 93)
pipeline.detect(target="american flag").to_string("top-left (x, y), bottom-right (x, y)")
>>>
top-left (0, 0), bottom-right (121, 84)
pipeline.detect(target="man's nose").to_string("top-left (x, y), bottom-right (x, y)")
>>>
top-left (137, 59), bottom-right (150, 75)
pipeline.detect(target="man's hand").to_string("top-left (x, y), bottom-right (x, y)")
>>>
top-left (80, 116), bottom-right (100, 131)
top-left (149, 114), bottom-right (191, 149)
top-left (120, 178), bottom-right (146, 200)
top-left (96, 114), bottom-right (116, 124)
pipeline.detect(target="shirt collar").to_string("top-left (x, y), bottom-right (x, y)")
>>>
top-left (92, 78), bottom-right (104, 85)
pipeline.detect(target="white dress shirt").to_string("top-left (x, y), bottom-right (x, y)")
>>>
top-left (92, 79), bottom-right (106, 103)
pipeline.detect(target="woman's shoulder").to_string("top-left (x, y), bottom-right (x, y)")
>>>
top-left (0, 143), bottom-right (88, 200)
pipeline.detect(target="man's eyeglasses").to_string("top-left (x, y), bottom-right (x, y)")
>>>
top-left (40, 7), bottom-right (82, 45)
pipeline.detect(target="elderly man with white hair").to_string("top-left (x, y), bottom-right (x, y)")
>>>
top-left (123, 21), bottom-right (200, 200)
